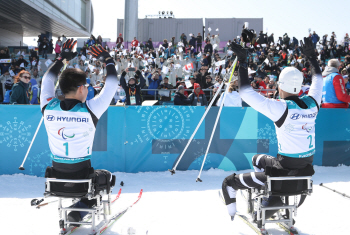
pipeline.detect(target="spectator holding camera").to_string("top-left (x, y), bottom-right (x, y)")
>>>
top-left (147, 71), bottom-right (162, 96)
top-left (120, 68), bottom-right (145, 105)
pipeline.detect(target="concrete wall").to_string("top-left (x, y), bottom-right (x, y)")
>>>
top-left (205, 18), bottom-right (263, 41)
top-left (0, 28), bottom-right (23, 48)
top-left (117, 18), bottom-right (203, 43)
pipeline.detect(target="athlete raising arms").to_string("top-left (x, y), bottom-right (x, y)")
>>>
top-left (40, 39), bottom-right (118, 224)
top-left (222, 37), bottom-right (323, 220)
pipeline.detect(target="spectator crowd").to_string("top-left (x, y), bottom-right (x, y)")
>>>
top-left (2, 30), bottom-right (350, 108)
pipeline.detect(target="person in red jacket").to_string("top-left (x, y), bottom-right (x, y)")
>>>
top-left (116, 33), bottom-right (123, 48)
top-left (321, 59), bottom-right (350, 108)
top-left (255, 75), bottom-right (267, 96)
top-left (131, 37), bottom-right (139, 50)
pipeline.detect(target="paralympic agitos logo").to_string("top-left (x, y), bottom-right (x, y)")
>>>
top-left (58, 127), bottom-right (75, 140)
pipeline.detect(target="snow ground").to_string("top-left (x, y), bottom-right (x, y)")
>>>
top-left (0, 166), bottom-right (350, 235)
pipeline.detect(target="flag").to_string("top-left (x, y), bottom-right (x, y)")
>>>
top-left (184, 63), bottom-right (194, 71)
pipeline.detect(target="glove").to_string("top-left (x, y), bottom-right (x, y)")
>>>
top-left (300, 37), bottom-right (317, 60)
top-left (230, 42), bottom-right (247, 64)
top-left (60, 38), bottom-right (78, 61)
top-left (89, 45), bottom-right (114, 64)
top-left (241, 28), bottom-right (256, 43)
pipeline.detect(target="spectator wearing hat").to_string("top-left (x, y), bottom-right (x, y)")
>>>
top-left (188, 83), bottom-right (207, 106)
top-left (120, 68), bottom-right (145, 105)
top-left (158, 77), bottom-right (174, 101)
top-left (117, 33), bottom-right (124, 48)
top-left (174, 85), bottom-right (191, 105)
top-left (322, 59), bottom-right (350, 108)
top-left (217, 81), bottom-right (242, 107)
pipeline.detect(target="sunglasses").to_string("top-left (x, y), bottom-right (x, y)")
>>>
top-left (77, 83), bottom-right (90, 88)
top-left (22, 76), bottom-right (31, 80)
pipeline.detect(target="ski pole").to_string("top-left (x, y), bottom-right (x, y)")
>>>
top-left (196, 58), bottom-right (238, 182)
top-left (319, 183), bottom-right (350, 199)
top-left (19, 63), bottom-right (68, 170)
top-left (168, 59), bottom-right (237, 175)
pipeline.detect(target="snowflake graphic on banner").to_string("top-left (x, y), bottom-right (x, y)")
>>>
top-left (0, 117), bottom-right (32, 151)
top-left (28, 149), bottom-right (51, 176)
top-left (257, 124), bottom-right (277, 149)
top-left (189, 146), bottom-right (208, 167)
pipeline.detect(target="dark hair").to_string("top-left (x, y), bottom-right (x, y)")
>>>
top-left (59, 68), bottom-right (86, 95)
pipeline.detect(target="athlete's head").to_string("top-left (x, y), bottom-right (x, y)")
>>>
top-left (59, 68), bottom-right (88, 102)
top-left (277, 67), bottom-right (303, 98)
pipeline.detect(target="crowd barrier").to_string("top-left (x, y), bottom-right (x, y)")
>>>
top-left (0, 105), bottom-right (349, 177)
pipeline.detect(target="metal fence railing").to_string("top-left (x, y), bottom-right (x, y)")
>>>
top-left (141, 89), bottom-right (276, 101)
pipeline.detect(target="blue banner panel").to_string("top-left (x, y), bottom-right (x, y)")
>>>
top-left (0, 105), bottom-right (349, 176)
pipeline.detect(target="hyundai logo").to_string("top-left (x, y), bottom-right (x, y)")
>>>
top-left (290, 113), bottom-right (301, 120)
top-left (47, 115), bottom-right (55, 121)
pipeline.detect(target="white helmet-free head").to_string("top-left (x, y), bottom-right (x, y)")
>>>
top-left (278, 67), bottom-right (303, 94)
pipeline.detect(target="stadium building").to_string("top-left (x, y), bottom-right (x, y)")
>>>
top-left (0, 0), bottom-right (94, 47)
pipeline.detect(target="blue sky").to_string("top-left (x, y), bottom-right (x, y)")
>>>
top-left (91, 0), bottom-right (349, 42)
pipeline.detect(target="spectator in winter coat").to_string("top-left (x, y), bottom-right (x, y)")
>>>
top-left (322, 59), bottom-right (350, 108)
top-left (16, 55), bottom-right (29, 67)
top-left (116, 33), bottom-right (124, 48)
top-left (174, 85), bottom-right (191, 105)
top-left (147, 72), bottom-right (162, 96)
top-left (181, 33), bottom-right (188, 47)
top-left (10, 70), bottom-right (30, 104)
top-left (188, 83), bottom-right (207, 106)
top-left (311, 31), bottom-right (320, 48)
top-left (55, 37), bottom-right (62, 58)
top-left (267, 33), bottom-right (274, 45)
top-left (146, 38), bottom-right (154, 50)
top-left (41, 38), bottom-right (49, 59)
top-left (189, 35), bottom-right (196, 48)
top-left (120, 68), bottom-right (145, 105)
top-left (29, 78), bottom-right (39, 104)
top-left (87, 36), bottom-right (95, 47)
top-left (196, 33), bottom-right (203, 52)
top-left (158, 77), bottom-right (174, 101)
top-left (204, 41), bottom-right (213, 56)
top-left (131, 37), bottom-right (139, 49)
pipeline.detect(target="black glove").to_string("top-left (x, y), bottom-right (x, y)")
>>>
top-left (89, 45), bottom-right (114, 64)
top-left (241, 28), bottom-right (256, 43)
top-left (300, 37), bottom-right (317, 60)
top-left (230, 42), bottom-right (247, 64)
top-left (60, 38), bottom-right (78, 61)
top-left (134, 70), bottom-right (141, 78)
